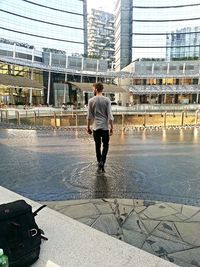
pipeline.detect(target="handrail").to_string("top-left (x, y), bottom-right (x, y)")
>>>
top-left (1, 105), bottom-right (200, 121)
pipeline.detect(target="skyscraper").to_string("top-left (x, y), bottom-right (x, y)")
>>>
top-left (115, 0), bottom-right (200, 70)
top-left (88, 9), bottom-right (115, 69)
top-left (0, 0), bottom-right (87, 55)
top-left (115, 0), bottom-right (132, 71)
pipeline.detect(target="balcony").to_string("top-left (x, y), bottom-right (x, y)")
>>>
top-left (129, 85), bottom-right (200, 94)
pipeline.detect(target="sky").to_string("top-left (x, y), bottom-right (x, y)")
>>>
top-left (87, 0), bottom-right (115, 13)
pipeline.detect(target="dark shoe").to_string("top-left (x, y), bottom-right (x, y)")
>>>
top-left (99, 161), bottom-right (105, 173)
top-left (101, 164), bottom-right (105, 173)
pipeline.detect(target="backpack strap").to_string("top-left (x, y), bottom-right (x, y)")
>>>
top-left (33, 205), bottom-right (48, 241)
top-left (41, 235), bottom-right (48, 241)
top-left (40, 229), bottom-right (48, 241)
top-left (33, 205), bottom-right (46, 216)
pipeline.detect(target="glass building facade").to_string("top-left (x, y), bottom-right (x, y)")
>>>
top-left (115, 0), bottom-right (132, 71)
top-left (166, 26), bottom-right (200, 60)
top-left (0, 41), bottom-right (110, 106)
top-left (115, 0), bottom-right (200, 70)
top-left (0, 0), bottom-right (88, 106)
top-left (0, 0), bottom-right (87, 55)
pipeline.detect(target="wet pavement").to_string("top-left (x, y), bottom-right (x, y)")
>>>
top-left (1, 126), bottom-right (200, 267)
top-left (0, 127), bottom-right (200, 206)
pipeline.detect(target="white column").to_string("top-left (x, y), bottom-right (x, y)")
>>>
top-left (47, 53), bottom-right (52, 105)
top-left (81, 57), bottom-right (84, 83)
top-left (29, 69), bottom-right (34, 105)
top-left (47, 72), bottom-right (51, 105)
top-left (152, 63), bottom-right (154, 74)
top-left (29, 88), bottom-right (33, 105)
top-left (63, 84), bottom-right (67, 104)
top-left (167, 63), bottom-right (169, 74)
top-left (164, 93), bottom-right (167, 104)
top-left (81, 57), bottom-right (84, 71)
top-left (97, 59), bottom-right (99, 72)
top-left (13, 43), bottom-right (16, 59)
top-left (196, 92), bottom-right (199, 104)
top-left (183, 63), bottom-right (186, 74)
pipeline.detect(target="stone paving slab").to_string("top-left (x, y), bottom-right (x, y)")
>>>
top-left (0, 187), bottom-right (178, 267)
top-left (43, 198), bottom-right (200, 267)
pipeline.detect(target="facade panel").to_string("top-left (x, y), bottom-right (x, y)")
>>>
top-left (87, 9), bottom-right (114, 69)
top-left (115, 0), bottom-right (132, 71)
top-left (115, 0), bottom-right (200, 69)
top-left (166, 26), bottom-right (200, 60)
top-left (0, 0), bottom-right (87, 55)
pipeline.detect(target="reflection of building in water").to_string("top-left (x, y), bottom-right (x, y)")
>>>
top-left (193, 127), bottom-right (199, 143)
top-left (166, 26), bottom-right (200, 60)
top-left (179, 129), bottom-right (184, 142)
top-left (162, 130), bottom-right (167, 142)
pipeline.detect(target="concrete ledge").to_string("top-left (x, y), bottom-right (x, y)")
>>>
top-left (0, 186), bottom-right (178, 267)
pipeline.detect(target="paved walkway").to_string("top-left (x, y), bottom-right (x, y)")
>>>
top-left (0, 187), bottom-right (178, 267)
top-left (43, 198), bottom-right (200, 267)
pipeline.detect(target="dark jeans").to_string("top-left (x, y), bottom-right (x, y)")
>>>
top-left (93, 129), bottom-right (109, 164)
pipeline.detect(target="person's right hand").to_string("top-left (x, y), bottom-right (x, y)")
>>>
top-left (110, 128), bottom-right (113, 136)
top-left (87, 128), bottom-right (92, 135)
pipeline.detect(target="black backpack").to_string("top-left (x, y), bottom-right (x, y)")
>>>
top-left (0, 199), bottom-right (47, 267)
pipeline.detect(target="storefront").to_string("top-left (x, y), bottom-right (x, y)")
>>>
top-left (0, 73), bottom-right (43, 107)
top-left (53, 82), bottom-right (128, 107)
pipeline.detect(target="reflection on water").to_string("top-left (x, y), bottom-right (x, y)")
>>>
top-left (193, 127), bottom-right (199, 143)
top-left (162, 129), bottom-right (167, 142)
top-left (142, 130), bottom-right (147, 141)
top-left (94, 173), bottom-right (109, 198)
top-left (0, 127), bottom-right (200, 206)
top-left (179, 129), bottom-right (184, 142)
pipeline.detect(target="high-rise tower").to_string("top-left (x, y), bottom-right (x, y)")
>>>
top-left (115, 0), bottom-right (200, 70)
top-left (0, 0), bottom-right (87, 55)
top-left (88, 9), bottom-right (115, 69)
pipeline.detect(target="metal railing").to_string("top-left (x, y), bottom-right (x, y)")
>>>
top-left (0, 105), bottom-right (200, 128)
top-left (1, 104), bottom-right (200, 117)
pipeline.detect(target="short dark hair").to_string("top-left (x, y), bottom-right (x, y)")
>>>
top-left (93, 82), bottom-right (104, 92)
